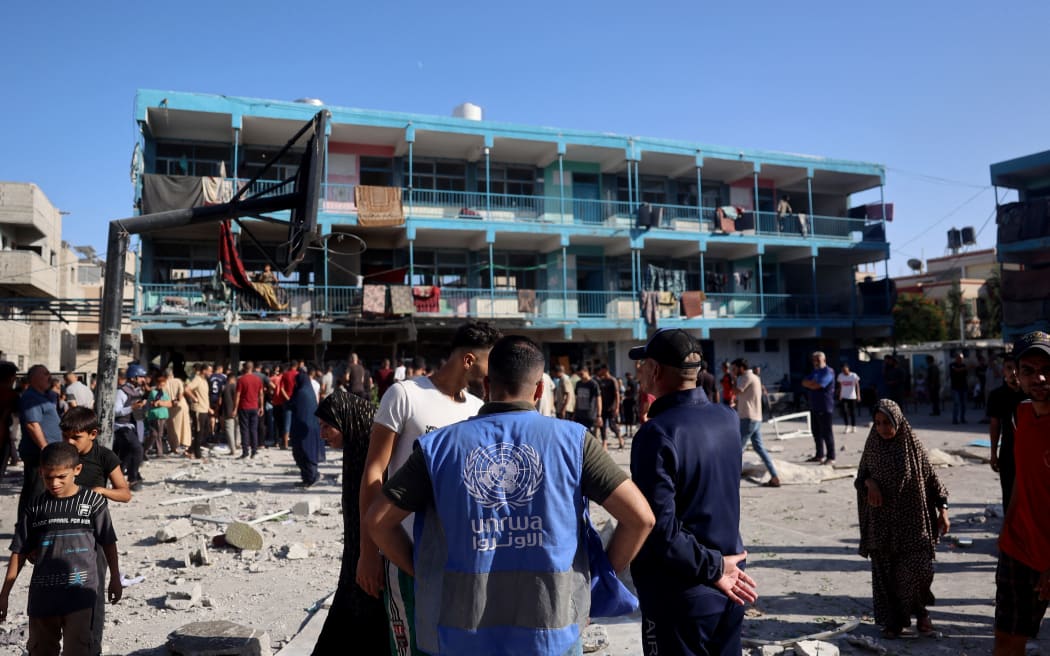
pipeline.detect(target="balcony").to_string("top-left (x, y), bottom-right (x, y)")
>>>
top-left (0, 250), bottom-right (59, 297)
top-left (135, 284), bottom-right (867, 326)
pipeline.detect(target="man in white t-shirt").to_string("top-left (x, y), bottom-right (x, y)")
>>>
top-left (733, 358), bottom-right (780, 487)
top-left (359, 321), bottom-right (502, 655)
top-left (837, 363), bottom-right (860, 433)
top-left (393, 359), bottom-right (407, 382)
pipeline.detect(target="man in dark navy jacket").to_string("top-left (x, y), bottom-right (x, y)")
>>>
top-left (629, 329), bottom-right (757, 656)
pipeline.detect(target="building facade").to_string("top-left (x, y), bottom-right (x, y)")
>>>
top-left (130, 90), bottom-right (893, 383)
top-left (0, 181), bottom-right (135, 374)
top-left (990, 151), bottom-right (1050, 343)
top-left (893, 248), bottom-right (998, 340)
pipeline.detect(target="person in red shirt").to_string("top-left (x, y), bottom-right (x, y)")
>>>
top-left (234, 361), bottom-right (265, 459)
top-left (720, 361), bottom-right (735, 407)
top-left (994, 331), bottom-right (1050, 655)
top-left (273, 361), bottom-right (299, 450)
top-left (375, 358), bottom-right (395, 401)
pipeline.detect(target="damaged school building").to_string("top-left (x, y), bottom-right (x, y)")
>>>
top-left (129, 89), bottom-right (894, 381)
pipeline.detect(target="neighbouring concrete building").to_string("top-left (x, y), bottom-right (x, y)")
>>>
top-left (893, 248), bottom-right (998, 340)
top-left (990, 151), bottom-right (1050, 343)
top-left (128, 89), bottom-right (895, 384)
top-left (0, 181), bottom-right (134, 375)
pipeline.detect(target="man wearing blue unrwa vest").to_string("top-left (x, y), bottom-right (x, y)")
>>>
top-left (629, 329), bottom-right (758, 656)
top-left (359, 321), bottom-right (502, 656)
top-left (367, 335), bottom-right (656, 656)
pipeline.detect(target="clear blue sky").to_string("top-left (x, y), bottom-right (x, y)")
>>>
top-left (2, 0), bottom-right (1047, 276)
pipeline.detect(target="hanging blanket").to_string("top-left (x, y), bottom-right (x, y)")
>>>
top-left (363, 284), bottom-right (387, 314)
top-left (141, 174), bottom-right (204, 213)
top-left (413, 286), bottom-right (441, 313)
top-left (389, 285), bottom-right (414, 315)
top-left (249, 281), bottom-right (288, 311)
top-left (355, 185), bottom-right (405, 226)
top-left (681, 291), bottom-right (706, 318)
top-left (517, 289), bottom-right (537, 313)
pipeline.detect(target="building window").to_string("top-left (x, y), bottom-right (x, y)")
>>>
top-left (764, 339), bottom-right (780, 353)
top-left (743, 339), bottom-right (761, 353)
top-left (407, 160), bottom-right (466, 191)
top-left (478, 165), bottom-right (535, 197)
top-left (360, 157), bottom-right (394, 186)
top-left (240, 148), bottom-right (300, 182)
top-left (155, 142), bottom-right (232, 177)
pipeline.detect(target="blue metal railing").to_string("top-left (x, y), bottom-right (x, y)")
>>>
top-left (136, 284), bottom-right (857, 323)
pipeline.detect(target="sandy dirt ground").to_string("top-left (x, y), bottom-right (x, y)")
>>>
top-left (0, 407), bottom-right (1040, 655)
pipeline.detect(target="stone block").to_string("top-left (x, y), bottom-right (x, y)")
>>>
top-left (164, 583), bottom-right (202, 611)
top-left (291, 496), bottom-right (321, 516)
top-left (157, 518), bottom-right (196, 543)
top-left (225, 522), bottom-right (263, 551)
top-left (190, 503), bottom-right (214, 516)
top-left (166, 620), bottom-right (271, 656)
top-left (283, 543), bottom-right (308, 560)
top-left (795, 639), bottom-right (840, 656)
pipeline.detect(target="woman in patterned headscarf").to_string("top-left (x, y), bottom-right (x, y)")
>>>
top-left (310, 389), bottom-right (386, 654)
top-left (855, 399), bottom-right (950, 638)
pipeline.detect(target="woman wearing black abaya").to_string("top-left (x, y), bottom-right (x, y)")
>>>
top-left (289, 366), bottom-right (324, 487)
top-left (311, 389), bottom-right (386, 655)
top-left (855, 399), bottom-right (950, 638)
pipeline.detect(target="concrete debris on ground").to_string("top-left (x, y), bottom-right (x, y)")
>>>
top-left (225, 522), bottom-right (263, 551)
top-left (166, 620), bottom-right (271, 656)
top-left (157, 518), bottom-right (195, 542)
top-left (291, 496), bottom-right (320, 516)
top-left (844, 634), bottom-right (887, 654)
top-left (926, 448), bottom-right (966, 466)
top-left (743, 459), bottom-right (843, 485)
top-left (753, 646), bottom-right (785, 656)
top-left (190, 502), bottom-right (215, 516)
top-left (282, 543), bottom-right (309, 560)
top-left (794, 639), bottom-right (840, 656)
top-left (985, 504), bottom-right (1004, 518)
top-left (581, 623), bottom-right (609, 653)
top-left (188, 538), bottom-right (211, 566)
top-left (164, 583), bottom-right (202, 611)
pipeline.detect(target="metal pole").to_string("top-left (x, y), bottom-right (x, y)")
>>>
top-left (409, 238), bottom-right (415, 285)
top-left (811, 252), bottom-right (819, 317)
top-left (484, 146), bottom-right (491, 218)
top-left (558, 154), bottom-right (565, 223)
top-left (807, 175), bottom-right (814, 236)
top-left (695, 165), bottom-right (703, 226)
top-left (323, 235), bottom-right (329, 317)
top-left (753, 171), bottom-right (760, 230)
top-left (562, 245), bottom-right (568, 314)
top-left (758, 251), bottom-right (765, 315)
top-left (95, 222), bottom-right (129, 449)
top-left (626, 159), bottom-right (634, 212)
top-left (489, 241), bottom-right (496, 319)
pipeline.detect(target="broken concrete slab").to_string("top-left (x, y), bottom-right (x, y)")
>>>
top-left (283, 543), bottom-right (308, 560)
top-left (581, 623), bottom-right (609, 653)
top-left (190, 502), bottom-right (214, 516)
top-left (795, 639), bottom-right (840, 656)
top-left (157, 518), bottom-right (196, 543)
top-left (159, 488), bottom-right (234, 507)
top-left (225, 522), bottom-right (263, 551)
top-left (188, 539), bottom-right (211, 566)
top-left (164, 583), bottom-right (202, 611)
top-left (166, 620), bottom-right (271, 656)
top-left (291, 497), bottom-right (320, 516)
top-left (947, 447), bottom-right (991, 463)
top-left (927, 448), bottom-right (965, 467)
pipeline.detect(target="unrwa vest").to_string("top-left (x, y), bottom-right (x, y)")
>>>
top-left (118, 382), bottom-right (144, 425)
top-left (414, 411), bottom-right (590, 656)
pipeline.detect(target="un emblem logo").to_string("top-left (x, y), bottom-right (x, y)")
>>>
top-left (463, 443), bottom-right (544, 509)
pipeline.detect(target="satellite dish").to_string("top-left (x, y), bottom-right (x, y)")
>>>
top-left (907, 258), bottom-right (922, 272)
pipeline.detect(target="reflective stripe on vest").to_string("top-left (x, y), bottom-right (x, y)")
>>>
top-left (415, 411), bottom-right (589, 655)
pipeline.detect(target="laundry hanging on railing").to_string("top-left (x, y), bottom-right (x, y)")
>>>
top-left (639, 291), bottom-right (659, 328)
top-left (355, 185), bottom-right (405, 226)
top-left (389, 285), bottom-right (415, 315)
top-left (202, 162), bottom-right (234, 205)
top-left (517, 289), bottom-right (537, 313)
top-left (412, 286), bottom-right (441, 313)
top-left (363, 284), bottom-right (387, 314)
top-left (645, 264), bottom-right (686, 298)
top-left (681, 291), bottom-right (706, 318)
top-left (217, 221), bottom-right (287, 310)
top-left (141, 174), bottom-right (204, 213)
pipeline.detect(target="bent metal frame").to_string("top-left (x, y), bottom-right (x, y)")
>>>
top-left (93, 110), bottom-right (328, 448)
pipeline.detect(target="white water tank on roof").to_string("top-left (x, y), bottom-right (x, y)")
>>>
top-left (294, 98), bottom-right (324, 106)
top-left (453, 102), bottom-right (483, 121)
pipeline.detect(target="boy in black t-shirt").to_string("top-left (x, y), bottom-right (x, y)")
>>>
top-left (0, 442), bottom-right (122, 655)
top-left (63, 406), bottom-right (131, 656)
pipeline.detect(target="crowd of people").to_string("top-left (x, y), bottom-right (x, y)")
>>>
top-left (0, 326), bottom-right (1047, 656)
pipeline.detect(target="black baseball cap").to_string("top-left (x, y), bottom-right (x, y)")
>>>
top-left (628, 329), bottom-right (702, 369)
top-left (1013, 331), bottom-right (1050, 361)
